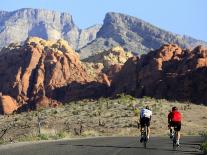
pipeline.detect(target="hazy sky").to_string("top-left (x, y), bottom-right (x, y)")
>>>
top-left (1, 0), bottom-right (206, 41)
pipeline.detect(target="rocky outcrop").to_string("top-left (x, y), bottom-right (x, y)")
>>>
top-left (83, 46), bottom-right (132, 84)
top-left (84, 46), bottom-right (133, 70)
top-left (0, 37), bottom-right (108, 114)
top-left (0, 8), bottom-right (100, 50)
top-left (111, 44), bottom-right (207, 105)
top-left (80, 12), bottom-right (207, 58)
top-left (0, 93), bottom-right (18, 114)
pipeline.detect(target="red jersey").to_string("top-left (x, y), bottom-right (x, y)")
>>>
top-left (168, 111), bottom-right (182, 122)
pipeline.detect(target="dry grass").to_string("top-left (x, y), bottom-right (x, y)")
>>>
top-left (0, 94), bottom-right (206, 144)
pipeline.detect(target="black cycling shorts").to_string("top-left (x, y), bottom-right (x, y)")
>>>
top-left (170, 121), bottom-right (181, 131)
top-left (140, 117), bottom-right (150, 127)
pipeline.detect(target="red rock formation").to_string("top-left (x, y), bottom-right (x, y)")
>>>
top-left (112, 44), bottom-right (207, 104)
top-left (0, 93), bottom-right (18, 114)
top-left (1, 39), bottom-right (206, 114)
top-left (0, 37), bottom-right (107, 114)
top-left (35, 96), bottom-right (60, 109)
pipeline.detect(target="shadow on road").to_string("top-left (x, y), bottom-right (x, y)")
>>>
top-left (57, 143), bottom-right (201, 154)
top-left (58, 143), bottom-right (142, 149)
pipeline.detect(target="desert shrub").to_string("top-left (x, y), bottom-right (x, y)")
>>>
top-left (201, 132), bottom-right (207, 154)
top-left (56, 131), bottom-right (68, 139)
top-left (201, 142), bottom-right (207, 154)
top-left (82, 130), bottom-right (99, 137)
top-left (133, 109), bottom-right (139, 116)
top-left (51, 131), bottom-right (69, 140)
top-left (18, 134), bottom-right (38, 142)
top-left (37, 134), bottom-right (49, 140)
top-left (0, 140), bottom-right (5, 144)
top-left (116, 94), bottom-right (136, 105)
top-left (72, 111), bottom-right (79, 115)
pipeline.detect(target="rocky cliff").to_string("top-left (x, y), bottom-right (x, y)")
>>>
top-left (0, 37), bottom-right (109, 114)
top-left (111, 44), bottom-right (207, 105)
top-left (0, 8), bottom-right (100, 50)
top-left (79, 12), bottom-right (207, 58)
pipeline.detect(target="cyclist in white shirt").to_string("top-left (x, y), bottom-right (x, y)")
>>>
top-left (139, 106), bottom-right (152, 142)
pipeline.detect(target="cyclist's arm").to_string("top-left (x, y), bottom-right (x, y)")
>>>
top-left (139, 115), bottom-right (141, 123)
top-left (168, 113), bottom-right (171, 124)
top-left (167, 113), bottom-right (172, 128)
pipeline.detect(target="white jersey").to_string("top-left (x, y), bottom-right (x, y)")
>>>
top-left (140, 108), bottom-right (152, 119)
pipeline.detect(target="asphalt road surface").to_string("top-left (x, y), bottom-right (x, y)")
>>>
top-left (0, 136), bottom-right (203, 155)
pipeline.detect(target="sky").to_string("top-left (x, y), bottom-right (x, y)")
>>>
top-left (0, 0), bottom-right (206, 41)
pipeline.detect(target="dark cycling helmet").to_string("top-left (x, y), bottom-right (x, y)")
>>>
top-left (172, 106), bottom-right (178, 111)
top-left (145, 106), bottom-right (150, 110)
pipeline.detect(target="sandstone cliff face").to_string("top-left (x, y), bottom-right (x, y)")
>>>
top-left (0, 37), bottom-right (108, 114)
top-left (112, 44), bottom-right (207, 105)
top-left (1, 36), bottom-right (207, 114)
top-left (0, 94), bottom-right (18, 114)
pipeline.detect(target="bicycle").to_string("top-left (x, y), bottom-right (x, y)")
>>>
top-left (171, 129), bottom-right (179, 150)
top-left (141, 124), bottom-right (148, 149)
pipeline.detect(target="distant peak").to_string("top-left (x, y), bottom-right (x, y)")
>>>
top-left (8, 8), bottom-right (72, 17)
top-left (105, 11), bottom-right (141, 19)
top-left (103, 11), bottom-right (145, 25)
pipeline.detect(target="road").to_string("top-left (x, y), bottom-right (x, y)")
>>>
top-left (0, 136), bottom-right (203, 155)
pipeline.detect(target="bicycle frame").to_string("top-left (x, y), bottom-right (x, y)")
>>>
top-left (141, 125), bottom-right (148, 149)
top-left (172, 130), bottom-right (178, 150)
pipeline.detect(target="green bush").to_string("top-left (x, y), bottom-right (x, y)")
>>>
top-left (201, 132), bottom-right (207, 154)
top-left (56, 131), bottom-right (67, 139)
top-left (37, 134), bottom-right (49, 140)
top-left (133, 109), bottom-right (139, 116)
top-left (18, 135), bottom-right (38, 142)
top-left (201, 142), bottom-right (207, 154)
top-left (0, 140), bottom-right (4, 144)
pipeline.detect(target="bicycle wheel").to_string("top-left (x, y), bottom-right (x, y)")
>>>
top-left (143, 125), bottom-right (147, 149)
top-left (172, 131), bottom-right (177, 150)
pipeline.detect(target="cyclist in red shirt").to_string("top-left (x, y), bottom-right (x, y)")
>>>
top-left (168, 106), bottom-right (182, 146)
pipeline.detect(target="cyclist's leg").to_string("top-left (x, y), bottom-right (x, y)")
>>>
top-left (176, 122), bottom-right (181, 145)
top-left (175, 122), bottom-right (181, 145)
top-left (140, 118), bottom-right (144, 142)
top-left (140, 118), bottom-right (144, 135)
top-left (146, 118), bottom-right (150, 139)
top-left (170, 127), bottom-right (173, 136)
top-left (140, 127), bottom-right (143, 135)
top-left (177, 131), bottom-right (180, 141)
top-left (147, 126), bottom-right (150, 139)
top-left (170, 121), bottom-right (175, 138)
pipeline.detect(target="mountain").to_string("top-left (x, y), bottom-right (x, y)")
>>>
top-left (0, 8), bottom-right (100, 50)
top-left (0, 9), bottom-right (206, 59)
top-left (111, 44), bottom-right (207, 105)
top-left (79, 12), bottom-right (207, 59)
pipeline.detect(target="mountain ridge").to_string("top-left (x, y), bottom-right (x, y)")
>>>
top-left (0, 8), bottom-right (100, 50)
top-left (79, 12), bottom-right (207, 58)
top-left (0, 8), bottom-right (207, 59)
